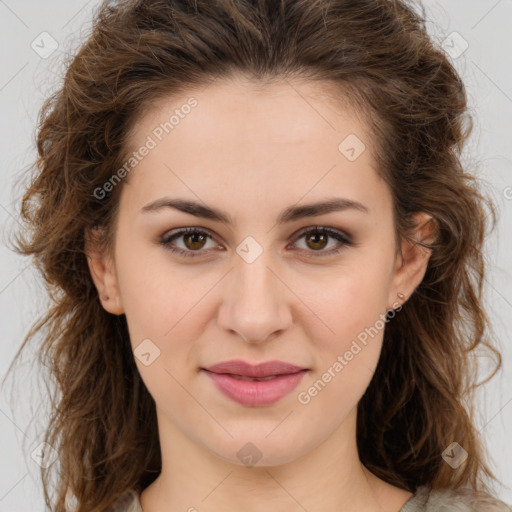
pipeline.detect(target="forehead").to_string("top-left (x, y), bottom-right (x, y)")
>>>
top-left (126, 74), bottom-right (372, 156)
top-left (120, 75), bottom-right (390, 222)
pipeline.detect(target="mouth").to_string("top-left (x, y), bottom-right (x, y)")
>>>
top-left (200, 362), bottom-right (309, 407)
top-left (214, 373), bottom-right (296, 382)
top-left (202, 359), bottom-right (308, 379)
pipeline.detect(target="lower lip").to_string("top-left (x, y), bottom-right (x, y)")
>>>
top-left (202, 369), bottom-right (308, 407)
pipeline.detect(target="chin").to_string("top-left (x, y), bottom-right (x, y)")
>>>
top-left (202, 435), bottom-right (312, 469)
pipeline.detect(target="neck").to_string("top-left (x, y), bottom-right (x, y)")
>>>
top-left (140, 407), bottom-right (413, 512)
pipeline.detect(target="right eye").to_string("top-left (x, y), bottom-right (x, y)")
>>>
top-left (159, 227), bottom-right (221, 258)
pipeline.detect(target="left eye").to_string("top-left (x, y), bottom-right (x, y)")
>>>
top-left (159, 226), bottom-right (353, 258)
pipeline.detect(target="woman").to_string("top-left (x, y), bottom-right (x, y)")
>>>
top-left (5, 0), bottom-right (511, 511)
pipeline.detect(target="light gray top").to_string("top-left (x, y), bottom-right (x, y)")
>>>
top-left (111, 484), bottom-right (512, 512)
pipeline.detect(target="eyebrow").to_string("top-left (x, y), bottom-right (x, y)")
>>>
top-left (140, 197), bottom-right (369, 225)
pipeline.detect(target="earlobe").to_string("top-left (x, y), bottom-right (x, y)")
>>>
top-left (84, 227), bottom-right (125, 315)
top-left (387, 212), bottom-right (438, 309)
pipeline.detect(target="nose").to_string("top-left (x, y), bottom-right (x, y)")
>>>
top-left (217, 249), bottom-right (292, 344)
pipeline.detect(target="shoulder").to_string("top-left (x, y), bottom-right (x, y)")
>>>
top-left (406, 485), bottom-right (512, 512)
top-left (110, 485), bottom-right (512, 512)
top-left (111, 488), bottom-right (142, 512)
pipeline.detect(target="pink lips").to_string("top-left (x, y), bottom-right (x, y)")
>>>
top-left (201, 360), bottom-right (308, 407)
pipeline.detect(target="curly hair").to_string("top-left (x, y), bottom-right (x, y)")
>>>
top-left (3, 0), bottom-right (504, 510)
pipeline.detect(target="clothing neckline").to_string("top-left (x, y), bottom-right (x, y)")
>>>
top-left (397, 485), bottom-right (431, 511)
top-left (128, 485), bottom-right (430, 512)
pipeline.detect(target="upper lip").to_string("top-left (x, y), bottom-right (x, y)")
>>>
top-left (202, 360), bottom-right (307, 378)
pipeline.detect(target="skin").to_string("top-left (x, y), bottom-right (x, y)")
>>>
top-left (86, 74), bottom-right (435, 512)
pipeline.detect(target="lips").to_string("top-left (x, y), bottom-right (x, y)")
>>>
top-left (201, 360), bottom-right (309, 407)
top-left (203, 359), bottom-right (306, 379)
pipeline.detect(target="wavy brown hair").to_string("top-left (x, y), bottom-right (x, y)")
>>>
top-left (3, 0), bottom-right (505, 510)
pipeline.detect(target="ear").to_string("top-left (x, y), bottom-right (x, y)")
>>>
top-left (387, 212), bottom-right (437, 310)
top-left (84, 226), bottom-right (125, 315)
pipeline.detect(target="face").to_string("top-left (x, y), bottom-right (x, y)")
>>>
top-left (87, 75), bottom-right (431, 468)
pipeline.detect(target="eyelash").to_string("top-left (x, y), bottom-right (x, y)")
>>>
top-left (159, 226), bottom-right (354, 259)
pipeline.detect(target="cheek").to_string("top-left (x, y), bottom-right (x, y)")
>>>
top-left (115, 251), bottom-right (216, 375)
top-left (114, 237), bottom-right (194, 335)
top-left (295, 274), bottom-right (390, 416)
top-left (116, 265), bottom-right (173, 344)
top-left (118, 259), bottom-right (209, 403)
top-left (297, 262), bottom-right (392, 347)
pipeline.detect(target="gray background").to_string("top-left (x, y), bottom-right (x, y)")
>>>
top-left (0, 1), bottom-right (511, 510)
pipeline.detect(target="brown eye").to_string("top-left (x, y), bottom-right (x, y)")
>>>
top-left (183, 231), bottom-right (208, 250)
top-left (160, 228), bottom-right (218, 258)
top-left (292, 226), bottom-right (353, 257)
top-left (160, 226), bottom-right (353, 259)
top-left (304, 231), bottom-right (329, 251)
